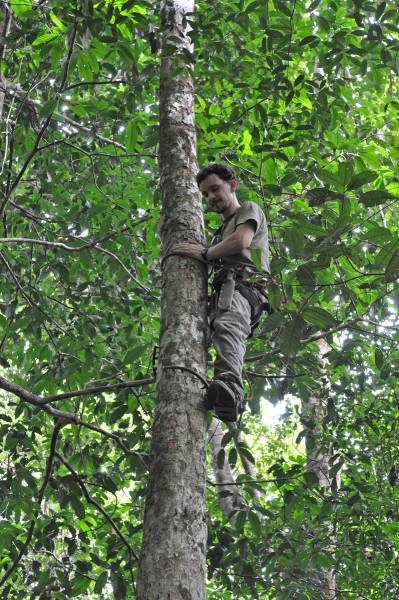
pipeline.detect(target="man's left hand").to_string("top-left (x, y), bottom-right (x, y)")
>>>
top-left (171, 242), bottom-right (205, 261)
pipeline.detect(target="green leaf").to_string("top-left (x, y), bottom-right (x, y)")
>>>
top-left (284, 228), bottom-right (304, 258)
top-left (217, 448), bottom-right (225, 469)
top-left (125, 120), bottom-right (138, 153)
top-left (360, 226), bottom-right (392, 244)
top-left (302, 307), bottom-right (337, 328)
top-left (235, 510), bottom-right (247, 531)
top-left (375, 348), bottom-right (384, 369)
top-left (238, 444), bottom-right (255, 464)
top-left (359, 190), bottom-right (393, 207)
top-left (260, 311), bottom-right (284, 333)
top-left (71, 574), bottom-right (91, 596)
top-left (111, 571), bottom-right (127, 600)
top-left (279, 316), bottom-right (306, 356)
top-left (315, 168), bottom-right (340, 189)
top-left (32, 31), bottom-right (59, 46)
top-left (38, 98), bottom-right (58, 119)
top-left (221, 430), bottom-right (234, 447)
top-left (338, 160), bottom-right (354, 188)
top-left (299, 35), bottom-right (319, 47)
top-left (375, 1), bottom-right (386, 20)
top-left (385, 250), bottom-right (399, 282)
top-left (296, 265), bottom-right (316, 288)
top-left (347, 170), bottom-right (378, 190)
top-left (248, 510), bottom-right (261, 534)
top-left (270, 257), bottom-right (288, 275)
top-left (10, 0), bottom-right (31, 16)
top-left (228, 447), bottom-right (237, 468)
top-left (94, 572), bottom-right (108, 594)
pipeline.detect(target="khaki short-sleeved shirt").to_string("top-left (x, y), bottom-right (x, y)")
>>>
top-left (214, 201), bottom-right (269, 275)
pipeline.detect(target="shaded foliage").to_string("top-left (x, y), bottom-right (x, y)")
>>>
top-left (0, 0), bottom-right (399, 597)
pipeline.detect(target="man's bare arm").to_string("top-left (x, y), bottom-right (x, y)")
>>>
top-left (171, 223), bottom-right (256, 261)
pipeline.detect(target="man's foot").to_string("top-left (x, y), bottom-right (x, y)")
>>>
top-left (205, 375), bottom-right (245, 422)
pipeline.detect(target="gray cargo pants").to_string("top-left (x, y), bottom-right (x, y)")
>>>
top-left (210, 289), bottom-right (252, 390)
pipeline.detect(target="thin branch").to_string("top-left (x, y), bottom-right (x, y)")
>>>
top-left (358, 318), bottom-right (399, 332)
top-left (0, 236), bottom-right (109, 252)
top-left (0, 236), bottom-right (152, 294)
top-left (63, 79), bottom-right (127, 92)
top-left (246, 287), bottom-right (399, 362)
top-left (0, 112), bottom-right (53, 218)
top-left (59, 18), bottom-right (77, 92)
top-left (46, 377), bottom-right (155, 402)
top-left (0, 375), bottom-right (149, 465)
top-left (207, 475), bottom-right (303, 487)
top-left (0, 424), bottom-right (61, 586)
top-left (55, 452), bottom-right (139, 560)
top-left (245, 370), bottom-right (306, 379)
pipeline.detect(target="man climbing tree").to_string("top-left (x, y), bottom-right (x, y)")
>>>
top-left (173, 163), bottom-right (270, 422)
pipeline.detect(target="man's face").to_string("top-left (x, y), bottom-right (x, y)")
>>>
top-left (199, 174), bottom-right (237, 215)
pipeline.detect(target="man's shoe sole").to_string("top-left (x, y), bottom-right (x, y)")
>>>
top-left (207, 380), bottom-right (239, 423)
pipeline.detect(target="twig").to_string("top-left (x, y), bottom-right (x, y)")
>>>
top-left (0, 424), bottom-right (61, 586)
top-left (0, 236), bottom-right (110, 252)
top-left (46, 378), bottom-right (156, 402)
top-left (55, 452), bottom-right (139, 560)
top-left (63, 79), bottom-right (127, 92)
top-left (207, 475), bottom-right (303, 487)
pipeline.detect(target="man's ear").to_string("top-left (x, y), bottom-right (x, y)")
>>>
top-left (230, 179), bottom-right (237, 193)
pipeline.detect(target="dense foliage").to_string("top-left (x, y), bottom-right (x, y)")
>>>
top-left (0, 0), bottom-right (398, 597)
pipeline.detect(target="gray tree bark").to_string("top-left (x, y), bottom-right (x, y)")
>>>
top-left (0, 3), bottom-right (12, 122)
top-left (136, 1), bottom-right (209, 599)
top-left (208, 418), bottom-right (246, 523)
top-left (302, 338), bottom-right (338, 600)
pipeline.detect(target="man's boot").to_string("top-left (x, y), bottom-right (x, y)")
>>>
top-left (205, 373), bottom-right (245, 422)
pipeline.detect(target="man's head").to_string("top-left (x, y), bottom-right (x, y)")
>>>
top-left (196, 163), bottom-right (239, 218)
top-left (196, 163), bottom-right (236, 187)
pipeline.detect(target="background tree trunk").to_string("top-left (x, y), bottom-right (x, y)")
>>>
top-left (136, 1), bottom-right (209, 599)
top-left (302, 338), bottom-right (338, 600)
top-left (0, 4), bottom-right (12, 121)
top-left (208, 418), bottom-right (246, 523)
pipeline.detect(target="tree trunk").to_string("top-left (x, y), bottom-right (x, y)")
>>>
top-left (302, 338), bottom-right (338, 599)
top-left (136, 1), bottom-right (208, 599)
top-left (0, 4), bottom-right (12, 121)
top-left (208, 418), bottom-right (246, 523)
top-left (229, 423), bottom-right (261, 499)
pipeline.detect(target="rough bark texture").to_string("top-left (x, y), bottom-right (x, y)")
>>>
top-left (208, 418), bottom-right (246, 522)
top-left (0, 4), bottom-right (12, 122)
top-left (302, 338), bottom-right (338, 600)
top-left (229, 423), bottom-right (261, 500)
top-left (136, 1), bottom-right (208, 599)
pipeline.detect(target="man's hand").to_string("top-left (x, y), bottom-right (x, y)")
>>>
top-left (171, 242), bottom-right (206, 262)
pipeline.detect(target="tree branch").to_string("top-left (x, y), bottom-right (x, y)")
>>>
top-left (46, 378), bottom-right (156, 402)
top-left (62, 79), bottom-right (127, 92)
top-left (0, 236), bottom-right (152, 294)
top-left (0, 374), bottom-right (150, 465)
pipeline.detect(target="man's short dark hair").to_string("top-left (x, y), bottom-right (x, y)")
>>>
top-left (196, 163), bottom-right (236, 187)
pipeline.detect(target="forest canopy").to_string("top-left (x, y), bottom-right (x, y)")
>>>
top-left (0, 0), bottom-right (399, 597)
